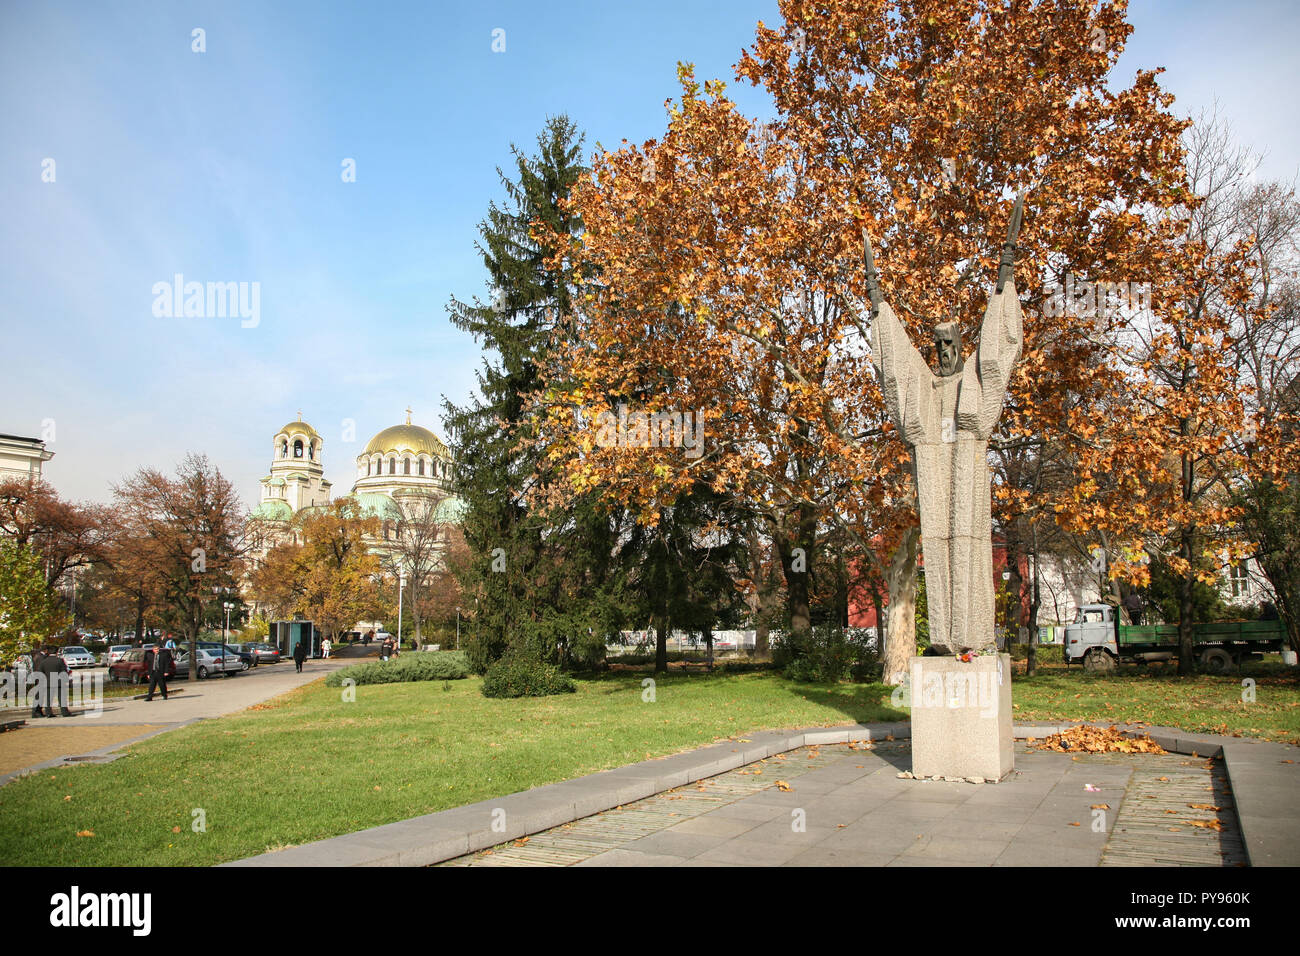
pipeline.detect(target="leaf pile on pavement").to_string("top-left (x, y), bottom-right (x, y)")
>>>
top-left (1030, 724), bottom-right (1167, 754)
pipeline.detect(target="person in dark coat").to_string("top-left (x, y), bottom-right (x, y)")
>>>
top-left (36, 646), bottom-right (72, 717)
top-left (145, 640), bottom-right (173, 701)
top-left (293, 640), bottom-right (307, 673)
top-left (29, 646), bottom-right (47, 718)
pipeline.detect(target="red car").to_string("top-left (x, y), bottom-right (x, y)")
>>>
top-left (108, 648), bottom-right (175, 685)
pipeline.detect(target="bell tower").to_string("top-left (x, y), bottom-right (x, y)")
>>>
top-left (260, 415), bottom-right (332, 514)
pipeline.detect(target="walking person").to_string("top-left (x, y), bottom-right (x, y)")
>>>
top-left (145, 639), bottom-right (173, 701)
top-left (37, 646), bottom-right (73, 717)
top-left (29, 646), bottom-right (47, 718)
top-left (322, 637), bottom-right (331, 659)
top-left (293, 639), bottom-right (307, 673)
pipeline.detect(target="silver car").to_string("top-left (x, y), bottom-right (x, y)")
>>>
top-left (101, 644), bottom-right (132, 666)
top-left (176, 646), bottom-right (243, 679)
top-left (60, 646), bottom-right (98, 669)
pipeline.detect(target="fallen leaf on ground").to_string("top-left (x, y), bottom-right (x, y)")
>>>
top-left (1031, 725), bottom-right (1166, 755)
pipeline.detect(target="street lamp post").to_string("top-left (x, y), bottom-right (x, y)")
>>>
top-left (222, 601), bottom-right (235, 660)
top-left (397, 572), bottom-right (406, 655)
top-left (456, 607), bottom-right (461, 650)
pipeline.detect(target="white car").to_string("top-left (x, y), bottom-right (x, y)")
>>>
top-left (101, 644), bottom-right (132, 666)
top-left (60, 646), bottom-right (98, 669)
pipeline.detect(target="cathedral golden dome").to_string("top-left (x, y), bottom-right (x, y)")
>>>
top-left (278, 419), bottom-right (320, 438)
top-left (363, 421), bottom-right (449, 459)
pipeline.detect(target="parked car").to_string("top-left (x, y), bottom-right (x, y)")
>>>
top-left (60, 646), bottom-right (98, 670)
top-left (220, 642), bottom-right (258, 670)
top-left (177, 645), bottom-right (243, 679)
top-left (101, 644), bottom-right (132, 666)
top-left (109, 648), bottom-right (176, 684)
top-left (243, 642), bottom-right (281, 664)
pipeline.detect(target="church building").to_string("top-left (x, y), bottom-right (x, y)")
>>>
top-left (248, 410), bottom-right (464, 565)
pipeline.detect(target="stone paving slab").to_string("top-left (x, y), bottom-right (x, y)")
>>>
top-left (227, 721), bottom-right (1296, 867)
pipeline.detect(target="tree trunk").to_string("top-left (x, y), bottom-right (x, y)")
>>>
top-left (1178, 523), bottom-right (1197, 675)
top-left (655, 618), bottom-right (669, 674)
top-left (870, 582), bottom-right (883, 653)
top-left (777, 507), bottom-right (815, 642)
top-left (1027, 525), bottom-right (1041, 677)
top-left (881, 526), bottom-right (921, 686)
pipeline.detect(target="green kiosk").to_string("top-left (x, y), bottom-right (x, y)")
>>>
top-left (270, 620), bottom-right (318, 659)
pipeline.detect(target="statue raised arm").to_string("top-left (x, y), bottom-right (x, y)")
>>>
top-left (844, 194), bottom-right (1027, 655)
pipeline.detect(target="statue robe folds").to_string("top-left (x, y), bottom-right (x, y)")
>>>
top-left (872, 282), bottom-right (1023, 654)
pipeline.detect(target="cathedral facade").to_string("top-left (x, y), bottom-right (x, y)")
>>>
top-left (249, 411), bottom-right (464, 567)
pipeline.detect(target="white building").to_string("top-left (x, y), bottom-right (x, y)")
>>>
top-left (0, 433), bottom-right (54, 482)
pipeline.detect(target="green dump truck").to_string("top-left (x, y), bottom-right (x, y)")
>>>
top-left (1062, 603), bottom-right (1288, 672)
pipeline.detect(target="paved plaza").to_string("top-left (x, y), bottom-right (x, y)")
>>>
top-left (442, 741), bottom-right (1245, 867)
top-left (229, 722), bottom-right (1299, 868)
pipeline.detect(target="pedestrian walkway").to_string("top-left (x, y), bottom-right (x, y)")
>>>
top-left (0, 658), bottom-right (353, 785)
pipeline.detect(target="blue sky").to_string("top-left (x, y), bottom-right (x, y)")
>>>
top-left (2, 0), bottom-right (1297, 507)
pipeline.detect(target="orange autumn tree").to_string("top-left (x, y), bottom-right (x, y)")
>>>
top-left (538, 0), bottom-right (1201, 675)
top-left (537, 71), bottom-right (907, 647)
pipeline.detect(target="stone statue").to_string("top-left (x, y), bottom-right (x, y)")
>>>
top-left (848, 194), bottom-right (1025, 655)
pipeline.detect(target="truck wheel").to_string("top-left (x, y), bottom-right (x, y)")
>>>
top-left (1084, 649), bottom-right (1116, 672)
top-left (1200, 648), bottom-right (1233, 674)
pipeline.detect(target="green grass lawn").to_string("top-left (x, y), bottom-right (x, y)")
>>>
top-left (1, 664), bottom-right (1295, 867)
top-left (0, 671), bottom-right (899, 867)
top-left (1010, 661), bottom-right (1300, 743)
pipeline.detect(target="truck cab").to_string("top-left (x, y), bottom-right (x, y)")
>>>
top-left (1062, 604), bottom-right (1118, 668)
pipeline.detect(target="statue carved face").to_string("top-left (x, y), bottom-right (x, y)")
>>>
top-left (934, 323), bottom-right (963, 377)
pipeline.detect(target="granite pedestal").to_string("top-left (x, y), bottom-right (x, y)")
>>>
top-left (910, 653), bottom-right (1014, 782)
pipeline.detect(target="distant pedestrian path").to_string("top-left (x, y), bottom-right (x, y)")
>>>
top-left (0, 657), bottom-right (353, 785)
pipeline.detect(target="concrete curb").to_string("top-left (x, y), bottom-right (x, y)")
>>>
top-left (224, 719), bottom-right (1299, 868)
top-left (222, 722), bottom-right (911, 867)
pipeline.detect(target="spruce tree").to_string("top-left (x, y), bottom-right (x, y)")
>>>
top-left (445, 115), bottom-right (628, 672)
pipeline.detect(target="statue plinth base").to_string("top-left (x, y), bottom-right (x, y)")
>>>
top-left (909, 654), bottom-right (1014, 782)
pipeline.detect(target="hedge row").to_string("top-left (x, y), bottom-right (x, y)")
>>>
top-left (323, 651), bottom-right (470, 687)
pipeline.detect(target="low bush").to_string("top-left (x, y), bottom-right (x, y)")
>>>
top-left (481, 655), bottom-right (576, 698)
top-left (1009, 643), bottom-right (1064, 664)
top-left (776, 626), bottom-right (880, 683)
top-left (324, 651), bottom-right (470, 687)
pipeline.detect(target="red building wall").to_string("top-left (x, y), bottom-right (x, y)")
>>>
top-left (848, 541), bottom-right (1030, 630)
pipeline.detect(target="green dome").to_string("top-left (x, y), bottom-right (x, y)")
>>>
top-left (352, 492), bottom-right (405, 522)
top-left (434, 496), bottom-right (468, 525)
top-left (251, 499), bottom-right (293, 522)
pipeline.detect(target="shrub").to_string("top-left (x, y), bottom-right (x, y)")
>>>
top-left (481, 655), bottom-right (576, 698)
top-left (776, 626), bottom-right (879, 683)
top-left (324, 651), bottom-right (470, 687)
